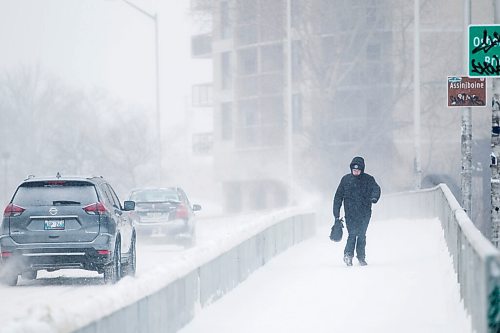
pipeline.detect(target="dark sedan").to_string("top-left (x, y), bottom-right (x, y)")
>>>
top-left (128, 187), bottom-right (201, 248)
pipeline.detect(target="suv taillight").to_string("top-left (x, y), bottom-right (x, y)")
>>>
top-left (175, 204), bottom-right (189, 219)
top-left (3, 203), bottom-right (25, 217)
top-left (83, 202), bottom-right (107, 215)
top-left (1, 251), bottom-right (12, 258)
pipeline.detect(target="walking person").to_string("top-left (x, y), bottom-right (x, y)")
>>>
top-left (333, 156), bottom-right (381, 266)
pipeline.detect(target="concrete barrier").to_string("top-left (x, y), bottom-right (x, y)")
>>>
top-left (73, 211), bottom-right (316, 333)
top-left (374, 185), bottom-right (500, 333)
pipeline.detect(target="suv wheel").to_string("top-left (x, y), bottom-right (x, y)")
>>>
top-left (0, 271), bottom-right (18, 286)
top-left (104, 242), bottom-right (121, 284)
top-left (121, 236), bottom-right (136, 277)
top-left (21, 270), bottom-right (37, 280)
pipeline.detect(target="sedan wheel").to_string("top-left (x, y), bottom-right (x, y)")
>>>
top-left (182, 230), bottom-right (196, 249)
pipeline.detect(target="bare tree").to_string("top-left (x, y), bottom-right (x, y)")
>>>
top-left (281, 0), bottom-right (419, 192)
top-left (0, 66), bottom-right (157, 203)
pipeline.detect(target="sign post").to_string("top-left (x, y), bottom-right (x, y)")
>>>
top-left (469, 24), bottom-right (500, 247)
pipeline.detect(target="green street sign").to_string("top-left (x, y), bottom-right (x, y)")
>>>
top-left (469, 24), bottom-right (500, 77)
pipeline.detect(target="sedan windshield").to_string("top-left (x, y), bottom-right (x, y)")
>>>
top-left (129, 189), bottom-right (179, 203)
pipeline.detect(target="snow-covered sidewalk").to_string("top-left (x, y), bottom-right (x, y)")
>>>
top-left (180, 218), bottom-right (472, 333)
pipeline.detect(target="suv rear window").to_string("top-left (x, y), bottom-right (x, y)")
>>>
top-left (12, 181), bottom-right (99, 206)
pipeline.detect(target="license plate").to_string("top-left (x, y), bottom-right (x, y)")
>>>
top-left (147, 212), bottom-right (162, 217)
top-left (44, 220), bottom-right (65, 230)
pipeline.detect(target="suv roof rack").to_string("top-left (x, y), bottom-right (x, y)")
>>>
top-left (21, 175), bottom-right (102, 182)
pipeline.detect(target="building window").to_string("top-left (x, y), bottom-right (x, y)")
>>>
top-left (237, 97), bottom-right (284, 148)
top-left (260, 96), bottom-right (284, 125)
top-left (221, 52), bottom-right (232, 90)
top-left (320, 0), bottom-right (336, 33)
top-left (192, 133), bottom-right (214, 154)
top-left (236, 24), bottom-right (258, 46)
top-left (221, 102), bottom-right (233, 140)
top-left (291, 0), bottom-right (302, 29)
top-left (238, 76), bottom-right (259, 97)
top-left (292, 40), bottom-right (302, 81)
top-left (259, 73), bottom-right (283, 95)
top-left (322, 36), bottom-right (336, 65)
top-left (192, 83), bottom-right (213, 107)
top-left (240, 99), bottom-right (258, 126)
top-left (367, 63), bottom-right (380, 83)
top-left (366, 43), bottom-right (381, 60)
top-left (238, 48), bottom-right (258, 75)
top-left (261, 43), bottom-right (283, 73)
top-left (259, 0), bottom-right (284, 42)
top-left (260, 96), bottom-right (284, 146)
top-left (220, 1), bottom-right (231, 39)
top-left (237, 0), bottom-right (257, 24)
top-left (341, 66), bottom-right (361, 86)
top-left (367, 6), bottom-right (376, 25)
top-left (238, 99), bottom-right (258, 146)
top-left (191, 33), bottom-right (212, 58)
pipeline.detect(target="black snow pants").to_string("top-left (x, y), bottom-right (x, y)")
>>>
top-left (344, 215), bottom-right (371, 260)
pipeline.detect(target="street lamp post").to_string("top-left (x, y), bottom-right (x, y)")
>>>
top-left (286, 0), bottom-right (294, 205)
top-left (2, 152), bottom-right (10, 205)
top-left (414, 0), bottom-right (422, 190)
top-left (119, 0), bottom-right (163, 185)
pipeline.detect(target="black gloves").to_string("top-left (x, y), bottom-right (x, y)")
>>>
top-left (371, 198), bottom-right (378, 204)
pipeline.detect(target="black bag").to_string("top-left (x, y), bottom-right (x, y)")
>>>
top-left (329, 218), bottom-right (344, 242)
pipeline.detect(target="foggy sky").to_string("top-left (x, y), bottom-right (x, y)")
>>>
top-left (0, 0), bottom-right (211, 122)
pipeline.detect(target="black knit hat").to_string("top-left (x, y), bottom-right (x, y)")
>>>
top-left (350, 156), bottom-right (365, 172)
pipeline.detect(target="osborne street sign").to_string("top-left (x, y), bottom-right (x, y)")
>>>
top-left (469, 24), bottom-right (500, 77)
top-left (447, 76), bottom-right (486, 107)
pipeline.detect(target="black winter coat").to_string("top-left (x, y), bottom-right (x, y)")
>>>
top-left (333, 172), bottom-right (381, 220)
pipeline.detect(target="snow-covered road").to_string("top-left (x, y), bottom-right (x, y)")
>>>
top-left (0, 211), bottom-right (269, 332)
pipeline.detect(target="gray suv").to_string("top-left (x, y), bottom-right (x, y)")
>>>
top-left (0, 175), bottom-right (136, 285)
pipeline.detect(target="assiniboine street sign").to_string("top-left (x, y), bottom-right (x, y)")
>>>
top-left (447, 76), bottom-right (486, 107)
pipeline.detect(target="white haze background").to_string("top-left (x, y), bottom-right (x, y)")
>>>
top-left (0, 1), bottom-right (484, 332)
top-left (0, 0), bottom-right (213, 207)
top-left (0, 0), bottom-right (208, 112)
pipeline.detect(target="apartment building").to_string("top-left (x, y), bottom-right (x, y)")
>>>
top-left (191, 0), bottom-right (492, 214)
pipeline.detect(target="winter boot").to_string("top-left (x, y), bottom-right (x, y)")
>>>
top-left (358, 258), bottom-right (368, 266)
top-left (343, 255), bottom-right (353, 267)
